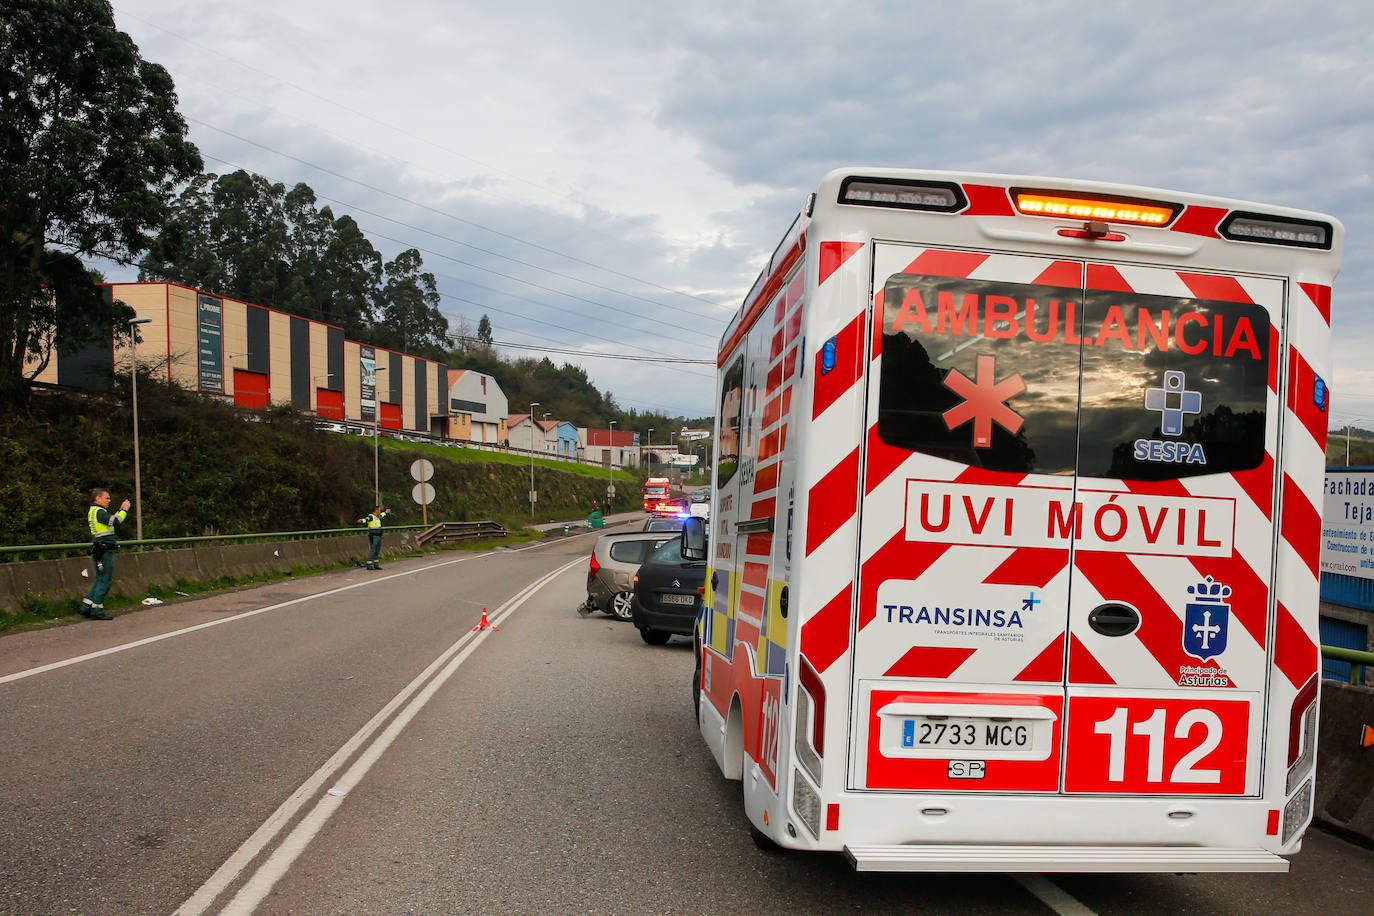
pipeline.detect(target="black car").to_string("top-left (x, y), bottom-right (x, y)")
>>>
top-left (630, 535), bottom-right (707, 645)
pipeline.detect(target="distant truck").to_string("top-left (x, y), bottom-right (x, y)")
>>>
top-left (642, 477), bottom-right (671, 511)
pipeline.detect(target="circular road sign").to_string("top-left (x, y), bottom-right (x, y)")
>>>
top-left (412, 482), bottom-right (436, 506)
top-left (410, 459), bottom-right (434, 482)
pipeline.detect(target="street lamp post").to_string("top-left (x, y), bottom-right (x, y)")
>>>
top-left (646, 428), bottom-right (653, 473)
top-left (529, 401), bottom-right (539, 518)
top-left (608, 420), bottom-right (617, 507)
top-left (373, 366), bottom-right (388, 504)
top-left (129, 316), bottom-right (153, 541)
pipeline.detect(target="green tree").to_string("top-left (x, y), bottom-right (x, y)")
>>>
top-left (0, 0), bottom-right (202, 403)
top-left (376, 248), bottom-right (448, 357)
top-left (477, 314), bottom-right (493, 346)
top-left (142, 172), bottom-right (383, 338)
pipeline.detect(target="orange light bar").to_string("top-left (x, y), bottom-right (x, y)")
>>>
top-left (1013, 190), bottom-right (1178, 227)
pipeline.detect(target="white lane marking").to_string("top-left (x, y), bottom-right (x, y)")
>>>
top-left (174, 557), bottom-right (584, 916)
top-left (1015, 876), bottom-right (1098, 916)
top-left (0, 552), bottom-right (497, 686)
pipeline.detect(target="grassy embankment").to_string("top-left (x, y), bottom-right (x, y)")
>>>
top-left (0, 377), bottom-right (641, 630)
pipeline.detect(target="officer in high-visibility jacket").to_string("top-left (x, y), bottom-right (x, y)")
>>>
top-left (81, 487), bottom-right (130, 620)
top-left (357, 505), bottom-right (390, 570)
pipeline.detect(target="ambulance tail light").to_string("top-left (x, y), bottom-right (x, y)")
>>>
top-left (1285, 675), bottom-right (1319, 795)
top-left (1220, 211), bottom-right (1333, 249)
top-left (1282, 779), bottom-right (1313, 845)
top-left (1012, 188), bottom-right (1181, 227)
top-left (838, 176), bottom-right (967, 212)
top-left (792, 770), bottom-right (822, 839)
top-left (795, 659), bottom-right (826, 782)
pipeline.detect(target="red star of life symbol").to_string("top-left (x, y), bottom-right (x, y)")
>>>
top-left (941, 355), bottom-right (1026, 448)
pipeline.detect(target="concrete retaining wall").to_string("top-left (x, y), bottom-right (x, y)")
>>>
top-left (1316, 680), bottom-right (1374, 843)
top-left (0, 531), bottom-right (415, 613)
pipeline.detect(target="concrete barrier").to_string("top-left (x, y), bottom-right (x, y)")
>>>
top-left (0, 533), bottom-right (409, 613)
top-left (1315, 680), bottom-right (1374, 843)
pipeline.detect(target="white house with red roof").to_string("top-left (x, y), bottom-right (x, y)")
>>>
top-left (583, 427), bottom-right (639, 469)
top-left (447, 369), bottom-right (508, 444)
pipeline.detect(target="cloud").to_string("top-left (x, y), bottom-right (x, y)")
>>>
top-left (105, 0), bottom-right (1374, 420)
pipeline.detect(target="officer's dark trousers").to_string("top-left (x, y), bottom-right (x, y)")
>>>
top-left (367, 533), bottom-right (382, 564)
top-left (83, 550), bottom-right (115, 607)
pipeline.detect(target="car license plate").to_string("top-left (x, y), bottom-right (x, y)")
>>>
top-left (902, 717), bottom-right (1035, 753)
top-left (660, 593), bottom-right (696, 606)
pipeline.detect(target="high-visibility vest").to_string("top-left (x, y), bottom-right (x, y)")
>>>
top-left (88, 505), bottom-right (126, 540)
top-left (367, 511), bottom-right (387, 530)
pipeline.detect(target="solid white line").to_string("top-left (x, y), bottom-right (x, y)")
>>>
top-left (174, 557), bottom-right (584, 916)
top-left (1015, 876), bottom-right (1098, 916)
top-left (0, 552), bottom-right (492, 686)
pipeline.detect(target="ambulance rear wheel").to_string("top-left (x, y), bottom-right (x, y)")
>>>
top-left (691, 630), bottom-right (703, 719)
top-left (749, 823), bottom-right (781, 851)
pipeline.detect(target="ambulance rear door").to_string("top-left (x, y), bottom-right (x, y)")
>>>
top-left (852, 244), bottom-right (1086, 793)
top-left (850, 242), bottom-right (1282, 800)
top-left (1060, 263), bottom-right (1281, 798)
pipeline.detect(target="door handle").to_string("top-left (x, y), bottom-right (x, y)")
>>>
top-left (1087, 602), bottom-right (1140, 637)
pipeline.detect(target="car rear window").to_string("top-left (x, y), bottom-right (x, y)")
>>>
top-left (608, 541), bottom-right (648, 563)
top-left (648, 537), bottom-right (684, 565)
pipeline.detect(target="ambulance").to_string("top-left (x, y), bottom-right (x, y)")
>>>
top-left (683, 168), bottom-right (1341, 872)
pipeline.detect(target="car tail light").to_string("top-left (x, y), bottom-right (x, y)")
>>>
top-left (588, 549), bottom-right (600, 584)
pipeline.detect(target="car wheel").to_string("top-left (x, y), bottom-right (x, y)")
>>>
top-left (609, 591), bottom-right (635, 621)
top-left (639, 627), bottom-right (671, 646)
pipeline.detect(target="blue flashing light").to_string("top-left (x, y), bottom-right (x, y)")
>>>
top-left (1314, 374), bottom-right (1328, 412)
top-left (821, 337), bottom-right (837, 375)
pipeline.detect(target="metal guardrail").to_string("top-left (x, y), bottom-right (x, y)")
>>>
top-left (415, 520), bottom-right (508, 547)
top-left (1322, 645), bottom-right (1374, 686)
top-left (0, 525), bottom-right (429, 561)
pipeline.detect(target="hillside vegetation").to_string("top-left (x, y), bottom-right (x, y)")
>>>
top-left (0, 377), bottom-right (642, 548)
top-left (1327, 428), bottom-right (1374, 468)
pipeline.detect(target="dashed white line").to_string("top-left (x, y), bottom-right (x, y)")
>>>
top-left (1016, 875), bottom-right (1099, 916)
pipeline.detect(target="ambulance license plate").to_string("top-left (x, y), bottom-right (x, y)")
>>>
top-left (902, 717), bottom-right (1034, 752)
top-left (660, 593), bottom-right (696, 606)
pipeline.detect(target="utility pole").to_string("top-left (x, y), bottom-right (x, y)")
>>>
top-left (129, 316), bottom-right (153, 540)
top-left (529, 401), bottom-right (539, 518)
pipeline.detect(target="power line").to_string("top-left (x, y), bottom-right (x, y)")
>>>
top-left (121, 9), bottom-right (731, 313)
top-left (195, 151), bottom-right (722, 349)
top-left (458, 337), bottom-right (713, 364)
top-left (189, 121), bottom-right (730, 329)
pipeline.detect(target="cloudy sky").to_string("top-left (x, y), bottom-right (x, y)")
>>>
top-left (104, 0), bottom-right (1373, 424)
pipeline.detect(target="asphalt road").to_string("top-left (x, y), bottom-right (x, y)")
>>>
top-left (1, 531), bottom-right (1371, 915)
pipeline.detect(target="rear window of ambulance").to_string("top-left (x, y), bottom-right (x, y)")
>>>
top-left (875, 273), bottom-right (1270, 480)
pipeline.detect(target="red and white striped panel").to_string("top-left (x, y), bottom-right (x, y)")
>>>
top-left (798, 240), bottom-right (869, 681)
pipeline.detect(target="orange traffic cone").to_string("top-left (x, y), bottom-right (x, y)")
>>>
top-left (473, 606), bottom-right (499, 632)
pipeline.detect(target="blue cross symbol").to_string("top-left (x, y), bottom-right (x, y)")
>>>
top-left (1022, 591), bottom-right (1041, 612)
top-left (1144, 370), bottom-right (1202, 437)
